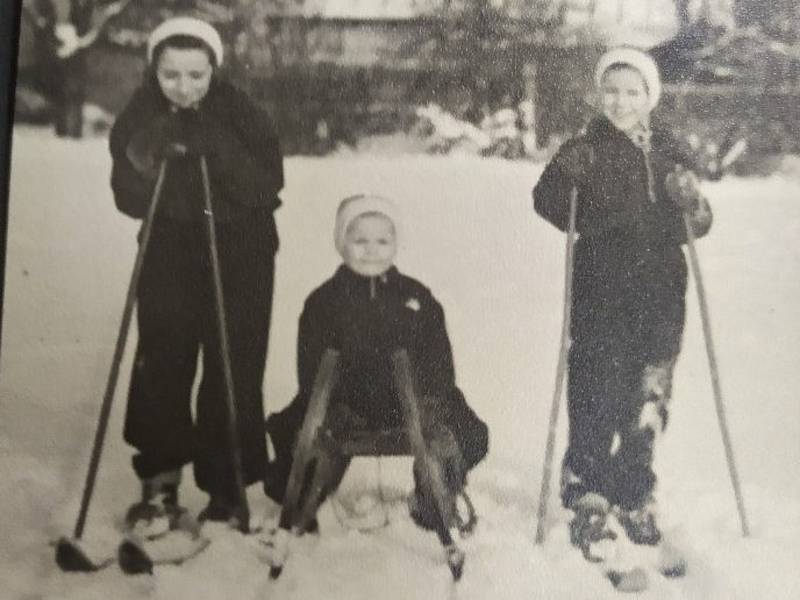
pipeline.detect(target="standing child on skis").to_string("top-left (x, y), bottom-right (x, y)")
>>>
top-left (264, 194), bottom-right (489, 531)
top-left (533, 47), bottom-right (712, 554)
top-left (109, 16), bottom-right (283, 531)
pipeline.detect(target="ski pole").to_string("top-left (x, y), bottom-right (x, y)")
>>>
top-left (70, 161), bottom-right (168, 541)
top-left (683, 213), bottom-right (750, 537)
top-left (199, 156), bottom-right (250, 534)
top-left (535, 187), bottom-right (578, 545)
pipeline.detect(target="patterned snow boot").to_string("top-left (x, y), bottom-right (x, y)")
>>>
top-left (569, 492), bottom-right (617, 562)
top-left (616, 499), bottom-right (662, 546)
top-left (125, 469), bottom-right (185, 538)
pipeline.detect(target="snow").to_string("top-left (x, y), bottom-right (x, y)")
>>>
top-left (3, 126), bottom-right (800, 598)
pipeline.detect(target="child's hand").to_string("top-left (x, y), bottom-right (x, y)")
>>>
top-left (665, 165), bottom-right (702, 211)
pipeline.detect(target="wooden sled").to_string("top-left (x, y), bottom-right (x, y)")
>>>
top-left (264, 348), bottom-right (468, 581)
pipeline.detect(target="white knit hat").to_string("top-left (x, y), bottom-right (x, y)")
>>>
top-left (334, 194), bottom-right (400, 256)
top-left (147, 17), bottom-right (224, 66)
top-left (594, 46), bottom-right (662, 111)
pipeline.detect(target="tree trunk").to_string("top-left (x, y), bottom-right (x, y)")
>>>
top-left (675, 0), bottom-right (691, 32)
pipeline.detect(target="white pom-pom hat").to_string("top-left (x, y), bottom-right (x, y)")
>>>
top-left (147, 17), bottom-right (224, 67)
top-left (594, 46), bottom-right (662, 111)
top-left (334, 194), bottom-right (400, 256)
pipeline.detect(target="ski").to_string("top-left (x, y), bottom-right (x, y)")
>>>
top-left (578, 534), bottom-right (652, 593)
top-left (605, 567), bottom-right (649, 593)
top-left (56, 510), bottom-right (212, 574)
top-left (569, 503), bottom-right (687, 593)
top-left (603, 540), bottom-right (687, 592)
top-left (654, 538), bottom-right (688, 579)
top-left (118, 531), bottom-right (211, 575)
top-left (55, 527), bottom-right (210, 575)
top-left (55, 536), bottom-right (116, 572)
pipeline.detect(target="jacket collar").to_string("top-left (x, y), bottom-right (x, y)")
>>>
top-left (585, 116), bottom-right (635, 147)
top-left (585, 115), bottom-right (671, 152)
top-left (334, 264), bottom-right (399, 298)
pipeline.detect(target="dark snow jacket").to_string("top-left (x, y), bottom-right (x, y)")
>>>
top-left (109, 76), bottom-right (283, 229)
top-left (288, 265), bottom-right (488, 468)
top-left (533, 116), bottom-right (713, 364)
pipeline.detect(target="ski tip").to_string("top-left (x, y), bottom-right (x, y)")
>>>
top-left (661, 559), bottom-right (687, 579)
top-left (446, 545), bottom-right (465, 582)
top-left (55, 537), bottom-right (102, 573)
top-left (118, 539), bottom-right (154, 575)
top-left (606, 567), bottom-right (648, 593)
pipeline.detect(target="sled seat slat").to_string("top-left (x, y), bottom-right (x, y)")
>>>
top-left (321, 428), bottom-right (412, 457)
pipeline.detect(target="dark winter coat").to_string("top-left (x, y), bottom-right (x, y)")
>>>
top-left (111, 76), bottom-right (283, 496)
top-left (299, 266), bottom-right (458, 424)
top-left (277, 265), bottom-right (488, 470)
top-left (534, 116), bottom-right (713, 364)
top-left (109, 76), bottom-right (283, 229)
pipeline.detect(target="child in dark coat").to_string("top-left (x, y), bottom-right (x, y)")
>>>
top-left (109, 17), bottom-right (283, 531)
top-left (533, 47), bottom-right (712, 550)
top-left (265, 194), bottom-right (489, 530)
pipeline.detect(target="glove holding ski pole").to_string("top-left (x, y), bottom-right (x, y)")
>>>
top-left (665, 165), bottom-right (702, 211)
top-left (666, 165), bottom-right (713, 239)
top-left (125, 111), bottom-right (192, 179)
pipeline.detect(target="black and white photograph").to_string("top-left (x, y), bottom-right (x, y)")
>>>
top-left (1, 1), bottom-right (798, 598)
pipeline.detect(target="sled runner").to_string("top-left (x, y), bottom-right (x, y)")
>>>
top-left (263, 348), bottom-right (471, 581)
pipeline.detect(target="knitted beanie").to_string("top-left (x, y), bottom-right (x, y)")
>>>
top-left (334, 194), bottom-right (400, 256)
top-left (594, 46), bottom-right (662, 111)
top-left (147, 17), bottom-right (224, 67)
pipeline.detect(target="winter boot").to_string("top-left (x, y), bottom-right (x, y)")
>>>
top-left (408, 485), bottom-right (440, 531)
top-left (198, 493), bottom-right (236, 524)
top-left (125, 469), bottom-right (184, 538)
top-left (616, 499), bottom-right (662, 546)
top-left (408, 485), bottom-right (476, 536)
top-left (568, 492), bottom-right (616, 562)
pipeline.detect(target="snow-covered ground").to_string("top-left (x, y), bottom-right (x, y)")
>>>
top-left (3, 127), bottom-right (799, 599)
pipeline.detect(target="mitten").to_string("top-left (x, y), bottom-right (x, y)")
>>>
top-left (665, 165), bottom-right (702, 211)
top-left (126, 117), bottom-right (169, 180)
top-left (126, 112), bottom-right (189, 178)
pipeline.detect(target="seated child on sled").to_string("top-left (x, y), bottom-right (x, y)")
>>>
top-left (264, 194), bottom-right (489, 530)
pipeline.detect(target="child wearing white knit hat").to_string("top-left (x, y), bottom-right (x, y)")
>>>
top-left (533, 46), bottom-right (714, 561)
top-left (110, 15), bottom-right (284, 532)
top-left (264, 194), bottom-right (488, 535)
top-left (332, 194), bottom-right (401, 278)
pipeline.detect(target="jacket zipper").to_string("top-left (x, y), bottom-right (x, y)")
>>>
top-left (369, 273), bottom-right (389, 300)
top-left (642, 149), bottom-right (657, 204)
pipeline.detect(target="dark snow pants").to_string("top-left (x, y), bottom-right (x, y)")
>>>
top-left (124, 215), bottom-right (276, 499)
top-left (561, 239), bottom-right (687, 511)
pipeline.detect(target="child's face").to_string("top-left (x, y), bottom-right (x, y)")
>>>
top-left (599, 66), bottom-right (650, 132)
top-left (156, 47), bottom-right (213, 109)
top-left (342, 214), bottom-right (397, 277)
